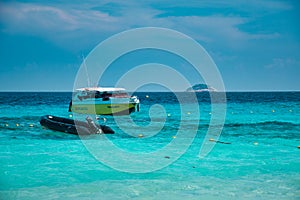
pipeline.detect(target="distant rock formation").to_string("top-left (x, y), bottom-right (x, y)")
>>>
top-left (186, 84), bottom-right (217, 92)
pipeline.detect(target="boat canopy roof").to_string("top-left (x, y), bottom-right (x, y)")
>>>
top-left (75, 87), bottom-right (126, 92)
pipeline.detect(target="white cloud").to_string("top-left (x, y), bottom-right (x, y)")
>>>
top-left (0, 2), bottom-right (122, 50)
top-left (265, 58), bottom-right (300, 69)
top-left (0, 2), bottom-right (119, 34)
top-left (0, 1), bottom-right (289, 52)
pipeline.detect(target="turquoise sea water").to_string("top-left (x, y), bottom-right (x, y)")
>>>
top-left (0, 92), bottom-right (299, 199)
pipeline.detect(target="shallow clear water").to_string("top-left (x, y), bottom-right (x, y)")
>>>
top-left (0, 92), bottom-right (299, 199)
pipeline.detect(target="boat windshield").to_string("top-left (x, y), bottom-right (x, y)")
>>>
top-left (74, 90), bottom-right (129, 100)
top-left (111, 93), bottom-right (129, 98)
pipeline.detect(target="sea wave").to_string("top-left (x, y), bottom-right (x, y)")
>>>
top-left (0, 116), bottom-right (41, 122)
top-left (224, 120), bottom-right (300, 128)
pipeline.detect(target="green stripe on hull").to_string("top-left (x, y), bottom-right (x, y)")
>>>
top-left (71, 103), bottom-right (136, 115)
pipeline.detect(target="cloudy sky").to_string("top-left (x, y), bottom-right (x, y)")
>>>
top-left (0, 0), bottom-right (299, 91)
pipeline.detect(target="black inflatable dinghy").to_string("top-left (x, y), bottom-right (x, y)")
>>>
top-left (40, 115), bottom-right (114, 135)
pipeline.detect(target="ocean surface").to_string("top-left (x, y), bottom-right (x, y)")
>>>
top-left (0, 92), bottom-right (299, 199)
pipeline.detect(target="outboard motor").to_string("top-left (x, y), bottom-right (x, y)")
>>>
top-left (86, 116), bottom-right (102, 134)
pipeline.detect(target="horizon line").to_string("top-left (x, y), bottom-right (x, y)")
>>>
top-left (0, 90), bottom-right (299, 93)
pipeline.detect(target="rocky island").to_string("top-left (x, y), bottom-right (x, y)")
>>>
top-left (186, 84), bottom-right (217, 92)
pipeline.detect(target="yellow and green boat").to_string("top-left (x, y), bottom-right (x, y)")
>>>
top-left (69, 87), bottom-right (140, 115)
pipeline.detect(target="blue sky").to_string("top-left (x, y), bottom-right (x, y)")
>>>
top-left (0, 0), bottom-right (299, 91)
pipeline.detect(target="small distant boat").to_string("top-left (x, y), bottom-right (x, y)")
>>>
top-left (40, 115), bottom-right (114, 135)
top-left (69, 87), bottom-right (140, 115)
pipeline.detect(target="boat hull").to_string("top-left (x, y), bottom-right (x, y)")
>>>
top-left (71, 103), bottom-right (137, 115)
top-left (40, 115), bottom-right (114, 135)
